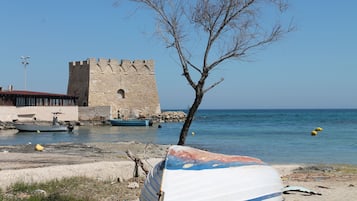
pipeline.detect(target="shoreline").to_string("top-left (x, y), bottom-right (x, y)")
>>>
top-left (1, 142), bottom-right (356, 200)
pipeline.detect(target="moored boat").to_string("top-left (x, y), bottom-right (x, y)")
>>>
top-left (109, 119), bottom-right (153, 126)
top-left (140, 145), bottom-right (284, 201)
top-left (14, 113), bottom-right (73, 132)
top-left (13, 123), bottom-right (71, 132)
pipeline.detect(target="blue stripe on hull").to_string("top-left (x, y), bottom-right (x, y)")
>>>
top-left (247, 192), bottom-right (282, 201)
top-left (165, 155), bottom-right (265, 170)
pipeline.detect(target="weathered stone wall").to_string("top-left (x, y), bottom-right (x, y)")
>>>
top-left (67, 58), bottom-right (161, 119)
top-left (78, 106), bottom-right (111, 121)
top-left (67, 60), bottom-right (90, 106)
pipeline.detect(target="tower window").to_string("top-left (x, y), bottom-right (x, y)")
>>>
top-left (117, 89), bottom-right (125, 99)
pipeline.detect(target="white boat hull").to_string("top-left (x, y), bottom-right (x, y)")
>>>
top-left (14, 123), bottom-right (69, 132)
top-left (161, 165), bottom-right (282, 201)
top-left (140, 145), bottom-right (283, 201)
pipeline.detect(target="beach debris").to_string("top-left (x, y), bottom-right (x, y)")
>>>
top-left (317, 185), bottom-right (330, 189)
top-left (33, 189), bottom-right (47, 196)
top-left (283, 185), bottom-right (322, 195)
top-left (35, 144), bottom-right (44, 151)
top-left (295, 165), bottom-right (335, 173)
top-left (117, 177), bottom-right (124, 183)
top-left (127, 182), bottom-right (140, 189)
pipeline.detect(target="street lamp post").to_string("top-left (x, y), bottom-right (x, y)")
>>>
top-left (21, 56), bottom-right (30, 90)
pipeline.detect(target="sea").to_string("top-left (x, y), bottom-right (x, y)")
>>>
top-left (1, 109), bottom-right (356, 165)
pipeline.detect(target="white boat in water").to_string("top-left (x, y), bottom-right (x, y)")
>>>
top-left (140, 145), bottom-right (284, 201)
top-left (13, 122), bottom-right (71, 132)
top-left (14, 113), bottom-right (73, 132)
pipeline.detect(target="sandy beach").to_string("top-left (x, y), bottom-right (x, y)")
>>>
top-left (0, 142), bottom-right (356, 200)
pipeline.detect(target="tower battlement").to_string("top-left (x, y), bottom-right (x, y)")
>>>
top-left (69, 58), bottom-right (155, 73)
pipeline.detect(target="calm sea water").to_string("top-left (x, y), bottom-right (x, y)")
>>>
top-left (1, 109), bottom-right (356, 165)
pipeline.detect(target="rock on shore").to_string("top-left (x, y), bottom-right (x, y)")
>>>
top-left (154, 111), bottom-right (187, 122)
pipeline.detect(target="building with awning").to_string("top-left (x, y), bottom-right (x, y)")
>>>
top-left (0, 88), bottom-right (78, 122)
top-left (0, 90), bottom-right (77, 106)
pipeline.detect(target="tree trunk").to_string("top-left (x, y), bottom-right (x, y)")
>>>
top-left (177, 90), bottom-right (204, 145)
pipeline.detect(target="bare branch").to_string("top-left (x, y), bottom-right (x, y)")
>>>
top-left (203, 77), bottom-right (224, 94)
top-left (187, 60), bottom-right (202, 74)
top-left (208, 23), bottom-right (287, 71)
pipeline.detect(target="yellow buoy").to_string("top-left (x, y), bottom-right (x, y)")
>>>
top-left (314, 127), bottom-right (323, 132)
top-left (191, 131), bottom-right (195, 136)
top-left (35, 144), bottom-right (44, 151)
top-left (311, 130), bottom-right (318, 136)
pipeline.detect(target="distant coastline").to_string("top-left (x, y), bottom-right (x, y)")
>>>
top-left (0, 111), bottom-right (187, 130)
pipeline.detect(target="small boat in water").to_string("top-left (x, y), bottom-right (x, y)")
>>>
top-left (14, 113), bottom-right (73, 132)
top-left (109, 119), bottom-right (153, 126)
top-left (14, 123), bottom-right (72, 132)
top-left (140, 145), bottom-right (284, 201)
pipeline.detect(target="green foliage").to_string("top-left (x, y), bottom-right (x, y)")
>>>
top-left (3, 176), bottom-right (143, 201)
top-left (2, 176), bottom-right (144, 201)
top-left (0, 188), bottom-right (4, 201)
top-left (11, 181), bottom-right (37, 193)
top-left (4, 177), bottom-right (100, 201)
top-left (336, 165), bottom-right (357, 174)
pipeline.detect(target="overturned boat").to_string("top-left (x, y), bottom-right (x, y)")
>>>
top-left (140, 145), bottom-right (283, 201)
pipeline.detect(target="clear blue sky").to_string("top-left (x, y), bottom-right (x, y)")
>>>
top-left (1, 1), bottom-right (356, 109)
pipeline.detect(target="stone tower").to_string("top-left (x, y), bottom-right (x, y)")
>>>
top-left (67, 58), bottom-right (161, 118)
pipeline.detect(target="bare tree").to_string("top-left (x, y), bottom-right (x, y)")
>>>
top-left (128, 0), bottom-right (293, 145)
